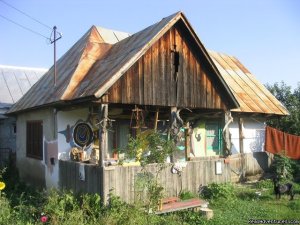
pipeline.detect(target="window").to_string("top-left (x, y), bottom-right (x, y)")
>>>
top-left (26, 121), bottom-right (43, 160)
top-left (12, 123), bottom-right (17, 135)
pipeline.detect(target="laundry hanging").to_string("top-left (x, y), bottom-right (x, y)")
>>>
top-left (265, 126), bottom-right (300, 160)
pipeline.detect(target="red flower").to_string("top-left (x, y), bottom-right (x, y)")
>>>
top-left (40, 215), bottom-right (48, 223)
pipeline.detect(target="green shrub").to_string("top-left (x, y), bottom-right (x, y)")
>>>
top-left (270, 154), bottom-right (295, 180)
top-left (179, 190), bottom-right (198, 200)
top-left (124, 130), bottom-right (175, 165)
top-left (0, 194), bottom-right (13, 225)
top-left (255, 179), bottom-right (274, 189)
top-left (200, 182), bottom-right (236, 201)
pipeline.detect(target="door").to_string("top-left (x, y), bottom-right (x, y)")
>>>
top-left (205, 122), bottom-right (222, 156)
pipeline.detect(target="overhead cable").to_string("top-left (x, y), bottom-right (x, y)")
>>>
top-left (0, 13), bottom-right (49, 40)
top-left (0, 0), bottom-right (52, 30)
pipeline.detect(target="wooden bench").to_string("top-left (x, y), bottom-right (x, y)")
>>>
top-left (156, 197), bottom-right (209, 214)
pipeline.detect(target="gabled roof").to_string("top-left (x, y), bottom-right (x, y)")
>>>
top-left (209, 51), bottom-right (289, 115)
top-left (9, 12), bottom-right (287, 116)
top-left (8, 11), bottom-right (238, 114)
top-left (0, 65), bottom-right (47, 111)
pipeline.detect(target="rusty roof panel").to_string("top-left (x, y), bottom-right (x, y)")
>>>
top-left (8, 12), bottom-right (284, 116)
top-left (209, 51), bottom-right (289, 115)
top-left (7, 27), bottom-right (96, 113)
top-left (75, 12), bottom-right (182, 99)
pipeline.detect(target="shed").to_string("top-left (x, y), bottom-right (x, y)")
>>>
top-left (0, 65), bottom-right (46, 165)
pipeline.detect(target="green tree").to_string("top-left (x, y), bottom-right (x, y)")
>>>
top-left (266, 81), bottom-right (300, 135)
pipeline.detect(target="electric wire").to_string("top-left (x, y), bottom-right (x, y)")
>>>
top-left (0, 13), bottom-right (49, 40)
top-left (0, 0), bottom-right (52, 30)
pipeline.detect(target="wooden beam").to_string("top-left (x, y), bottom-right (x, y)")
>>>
top-left (185, 122), bottom-right (191, 160)
top-left (98, 104), bottom-right (108, 167)
top-left (238, 117), bottom-right (244, 154)
top-left (223, 110), bottom-right (233, 156)
top-left (238, 117), bottom-right (246, 181)
top-left (154, 108), bottom-right (159, 131)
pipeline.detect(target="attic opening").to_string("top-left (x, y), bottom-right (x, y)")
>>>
top-left (171, 44), bottom-right (180, 76)
top-left (171, 44), bottom-right (180, 103)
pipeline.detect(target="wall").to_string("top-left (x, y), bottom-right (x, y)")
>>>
top-left (16, 107), bottom-right (90, 189)
top-left (107, 26), bottom-right (228, 109)
top-left (229, 117), bottom-right (266, 154)
top-left (0, 117), bottom-right (16, 152)
top-left (16, 108), bottom-right (55, 188)
top-left (55, 107), bottom-right (90, 187)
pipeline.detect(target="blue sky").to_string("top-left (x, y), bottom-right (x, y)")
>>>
top-left (0, 0), bottom-right (299, 89)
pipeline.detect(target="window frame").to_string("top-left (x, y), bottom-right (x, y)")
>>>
top-left (26, 120), bottom-right (43, 160)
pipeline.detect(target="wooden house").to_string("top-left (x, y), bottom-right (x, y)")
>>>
top-left (7, 12), bottom-right (288, 199)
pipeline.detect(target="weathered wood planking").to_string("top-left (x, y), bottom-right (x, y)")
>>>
top-left (107, 26), bottom-right (228, 109)
top-left (59, 152), bottom-right (271, 203)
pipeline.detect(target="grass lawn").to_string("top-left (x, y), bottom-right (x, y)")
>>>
top-left (207, 193), bottom-right (300, 225)
top-left (174, 181), bottom-right (300, 225)
top-left (1, 167), bottom-right (299, 225)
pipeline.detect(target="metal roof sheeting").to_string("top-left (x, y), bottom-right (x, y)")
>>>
top-left (7, 12), bottom-right (287, 116)
top-left (0, 65), bottom-right (47, 109)
top-left (95, 27), bottom-right (130, 44)
top-left (209, 51), bottom-right (289, 115)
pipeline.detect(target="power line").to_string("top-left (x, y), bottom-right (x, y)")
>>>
top-left (0, 13), bottom-right (49, 40)
top-left (0, 0), bottom-right (52, 30)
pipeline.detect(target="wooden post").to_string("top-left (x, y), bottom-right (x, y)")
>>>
top-left (223, 110), bottom-right (232, 156)
top-left (98, 104), bottom-right (108, 204)
top-left (98, 104), bottom-right (108, 167)
top-left (154, 108), bottom-right (159, 131)
top-left (238, 117), bottom-right (245, 180)
top-left (169, 106), bottom-right (177, 163)
top-left (185, 122), bottom-right (191, 160)
top-left (238, 117), bottom-right (244, 154)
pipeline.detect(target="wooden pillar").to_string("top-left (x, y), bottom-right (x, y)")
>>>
top-left (98, 104), bottom-right (108, 167)
top-left (185, 122), bottom-right (191, 160)
top-left (223, 110), bottom-right (232, 156)
top-left (238, 117), bottom-right (246, 180)
top-left (169, 106), bottom-right (177, 163)
top-left (154, 108), bottom-right (159, 131)
top-left (238, 117), bottom-right (244, 154)
top-left (98, 103), bottom-right (108, 204)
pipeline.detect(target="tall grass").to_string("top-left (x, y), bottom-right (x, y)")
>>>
top-left (0, 165), bottom-right (299, 225)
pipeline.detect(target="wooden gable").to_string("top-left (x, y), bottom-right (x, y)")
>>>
top-left (107, 23), bottom-right (229, 110)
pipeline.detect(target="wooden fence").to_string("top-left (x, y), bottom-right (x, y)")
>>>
top-left (59, 152), bottom-right (272, 203)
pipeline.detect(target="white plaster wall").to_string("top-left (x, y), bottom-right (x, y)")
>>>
top-left (16, 107), bottom-right (90, 189)
top-left (228, 119), bottom-right (240, 154)
top-left (53, 108), bottom-right (89, 187)
top-left (16, 108), bottom-right (55, 188)
top-left (57, 108), bottom-right (89, 156)
top-left (228, 117), bottom-right (266, 154)
top-left (242, 118), bottom-right (266, 153)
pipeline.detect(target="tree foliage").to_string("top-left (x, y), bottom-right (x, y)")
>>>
top-left (266, 81), bottom-right (300, 135)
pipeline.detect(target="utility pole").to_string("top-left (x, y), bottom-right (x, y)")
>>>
top-left (50, 26), bottom-right (62, 87)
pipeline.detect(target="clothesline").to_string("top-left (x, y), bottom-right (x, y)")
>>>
top-left (265, 126), bottom-right (300, 160)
